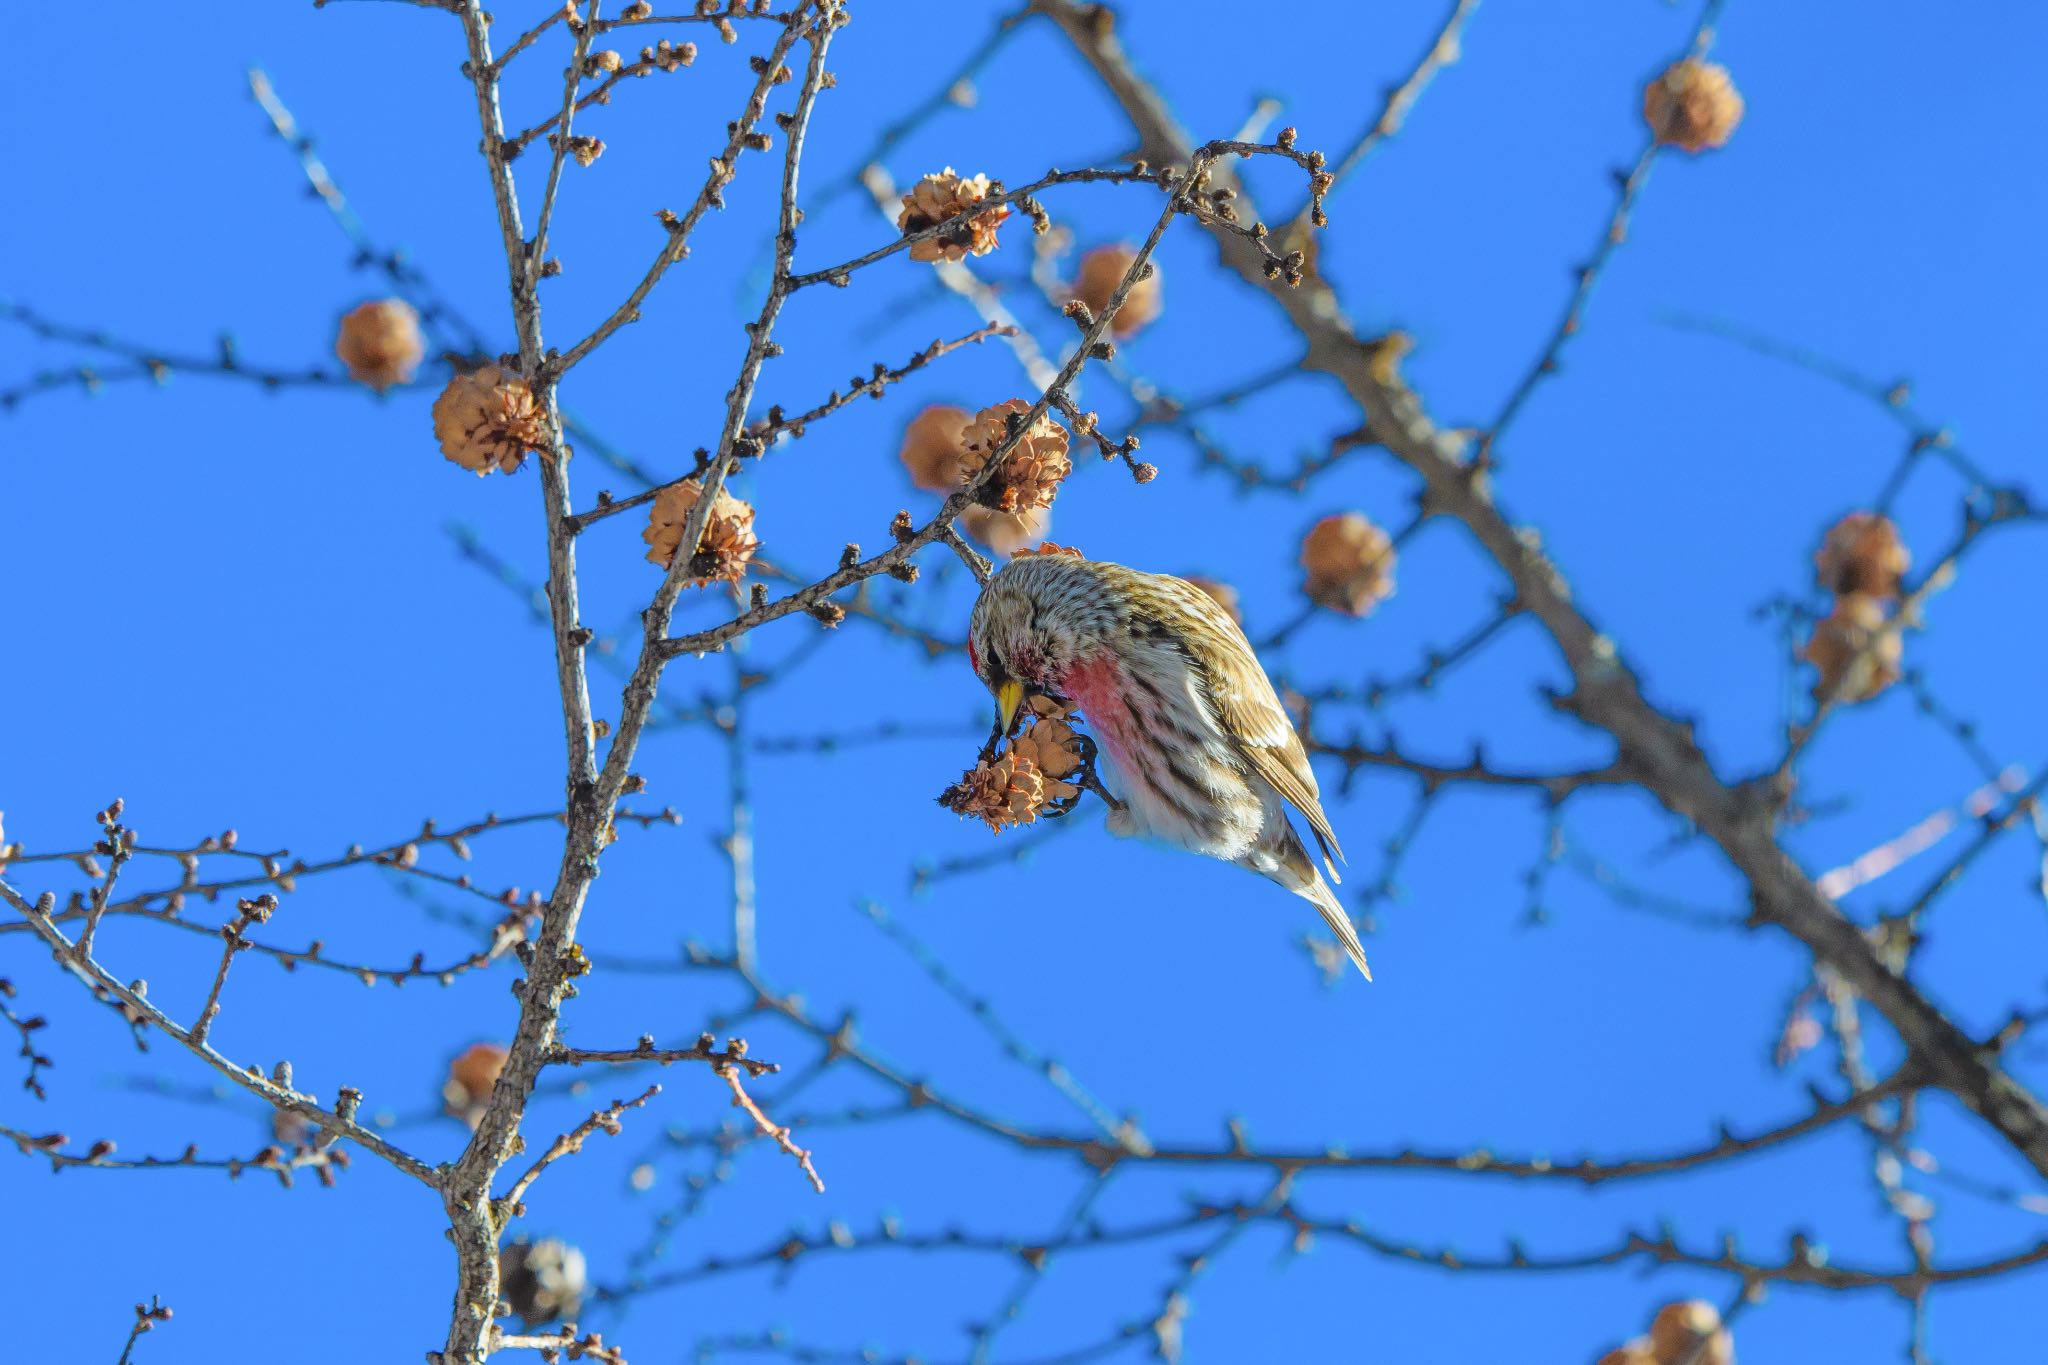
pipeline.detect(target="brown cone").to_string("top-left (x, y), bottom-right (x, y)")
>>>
top-left (940, 699), bottom-right (1083, 832)
top-left (1815, 511), bottom-right (1909, 600)
top-left (1643, 59), bottom-right (1744, 153)
top-left (442, 1042), bottom-right (508, 1129)
top-left (1801, 592), bottom-right (1902, 703)
top-left (1071, 245), bottom-right (1163, 339)
top-left (432, 365), bottom-right (548, 475)
top-left (642, 478), bottom-right (760, 586)
top-left (1011, 697), bottom-right (1084, 781)
top-left (897, 168), bottom-right (1010, 263)
top-left (958, 399), bottom-right (1071, 514)
top-left (1595, 1347), bottom-right (1658, 1365)
top-left (1301, 513), bottom-right (1397, 616)
top-left (899, 405), bottom-right (972, 492)
top-left (336, 299), bottom-right (424, 391)
top-left (1648, 1300), bottom-right (1733, 1365)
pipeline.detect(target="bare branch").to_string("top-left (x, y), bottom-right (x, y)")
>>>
top-left (0, 878), bottom-right (436, 1185)
top-left (715, 1050), bottom-right (823, 1193)
top-left (114, 1297), bottom-right (172, 1365)
top-left (549, 20), bottom-right (814, 376)
top-left (1313, 0), bottom-right (1477, 203)
top-left (566, 324), bottom-right (1014, 531)
top-left (505, 1083), bottom-right (661, 1208)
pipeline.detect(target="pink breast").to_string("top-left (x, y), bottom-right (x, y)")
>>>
top-left (1057, 654), bottom-right (1135, 767)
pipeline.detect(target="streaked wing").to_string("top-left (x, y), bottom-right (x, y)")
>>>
top-left (1147, 573), bottom-right (1346, 871)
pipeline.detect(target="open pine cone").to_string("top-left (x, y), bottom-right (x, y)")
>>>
top-left (897, 168), bottom-right (1010, 262)
top-left (1012, 695), bottom-right (1083, 779)
top-left (958, 399), bottom-right (1071, 514)
top-left (896, 404), bottom-right (1055, 554)
top-left (940, 697), bottom-right (1085, 832)
top-left (642, 478), bottom-right (761, 586)
top-left (432, 365), bottom-right (548, 475)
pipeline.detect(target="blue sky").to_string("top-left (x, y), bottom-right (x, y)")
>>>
top-left (4, 2), bottom-right (2045, 1362)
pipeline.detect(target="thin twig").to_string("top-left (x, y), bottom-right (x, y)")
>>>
top-left (1313, 0), bottom-right (1477, 205)
top-left (0, 881), bottom-right (436, 1185)
top-left (716, 1053), bottom-right (823, 1192)
top-left (506, 1083), bottom-right (662, 1208)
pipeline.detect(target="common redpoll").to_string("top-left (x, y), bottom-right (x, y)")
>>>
top-left (967, 552), bottom-right (1367, 978)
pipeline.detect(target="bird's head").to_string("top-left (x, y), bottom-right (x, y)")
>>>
top-left (966, 552), bottom-right (1117, 733)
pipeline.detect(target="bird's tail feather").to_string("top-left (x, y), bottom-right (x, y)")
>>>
top-left (1303, 874), bottom-right (1372, 981)
top-left (1252, 833), bottom-right (1371, 980)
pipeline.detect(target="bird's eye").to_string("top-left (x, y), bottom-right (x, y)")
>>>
top-left (969, 638), bottom-right (1010, 686)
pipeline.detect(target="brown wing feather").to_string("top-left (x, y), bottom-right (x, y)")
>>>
top-left (1145, 573), bottom-right (1346, 874)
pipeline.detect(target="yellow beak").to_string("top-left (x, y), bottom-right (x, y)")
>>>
top-left (996, 679), bottom-right (1025, 734)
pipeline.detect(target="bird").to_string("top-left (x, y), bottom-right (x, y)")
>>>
top-left (966, 551), bottom-right (1369, 979)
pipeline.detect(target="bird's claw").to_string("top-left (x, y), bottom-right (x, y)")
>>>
top-left (1044, 730), bottom-right (1122, 823)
